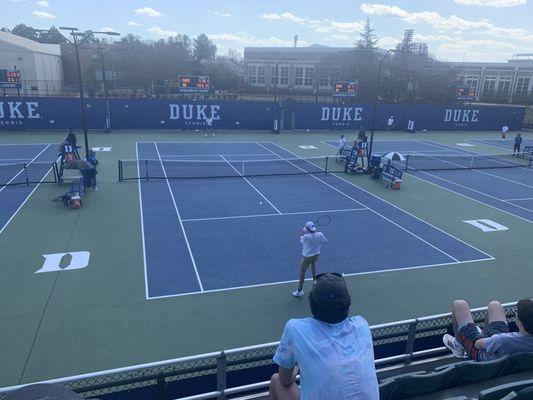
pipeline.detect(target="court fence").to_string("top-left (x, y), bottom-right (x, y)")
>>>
top-left (0, 302), bottom-right (517, 400)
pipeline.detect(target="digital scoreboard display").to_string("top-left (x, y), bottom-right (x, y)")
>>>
top-left (0, 69), bottom-right (22, 89)
top-left (456, 85), bottom-right (476, 100)
top-left (333, 81), bottom-right (358, 97)
top-left (178, 75), bottom-right (210, 93)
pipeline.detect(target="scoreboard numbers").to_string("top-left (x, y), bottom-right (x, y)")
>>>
top-left (178, 75), bottom-right (210, 93)
top-left (333, 81), bottom-right (358, 97)
top-left (0, 69), bottom-right (22, 89)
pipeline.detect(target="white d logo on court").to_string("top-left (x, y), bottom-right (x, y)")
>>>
top-left (35, 252), bottom-right (90, 274)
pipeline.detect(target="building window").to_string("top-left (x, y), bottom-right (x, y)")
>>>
top-left (270, 65), bottom-right (278, 86)
top-left (330, 67), bottom-right (341, 83)
top-left (465, 76), bottom-right (478, 88)
top-left (257, 66), bottom-right (266, 84)
top-left (483, 77), bottom-right (496, 93)
top-left (248, 65), bottom-right (257, 84)
top-left (304, 67), bottom-right (314, 87)
top-left (516, 77), bottom-right (530, 95)
top-left (318, 68), bottom-right (329, 87)
top-left (280, 66), bottom-right (289, 85)
top-left (496, 77), bottom-right (511, 95)
top-left (295, 66), bottom-right (304, 86)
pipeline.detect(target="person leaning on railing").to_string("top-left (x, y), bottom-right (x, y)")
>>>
top-left (269, 273), bottom-right (379, 400)
top-left (443, 298), bottom-right (533, 361)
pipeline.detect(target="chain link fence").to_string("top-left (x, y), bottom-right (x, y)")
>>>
top-left (0, 303), bottom-right (517, 400)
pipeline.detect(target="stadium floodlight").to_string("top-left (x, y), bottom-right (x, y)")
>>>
top-left (59, 26), bottom-right (79, 31)
top-left (93, 31), bottom-right (121, 36)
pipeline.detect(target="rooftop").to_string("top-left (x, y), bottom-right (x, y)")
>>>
top-left (0, 31), bottom-right (61, 56)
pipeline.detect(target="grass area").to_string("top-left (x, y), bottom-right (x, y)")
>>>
top-left (1, 129), bottom-right (532, 386)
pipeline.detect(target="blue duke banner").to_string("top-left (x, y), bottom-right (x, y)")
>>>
top-left (293, 102), bottom-right (524, 131)
top-left (0, 97), bottom-right (524, 131)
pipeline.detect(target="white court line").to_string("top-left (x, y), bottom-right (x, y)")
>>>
top-left (258, 143), bottom-right (460, 263)
top-left (135, 143), bottom-right (150, 300)
top-left (0, 143), bottom-right (52, 146)
top-left (418, 140), bottom-right (533, 172)
top-left (219, 154), bottom-right (282, 214)
top-left (504, 197), bottom-right (533, 202)
top-left (406, 172), bottom-right (533, 225)
top-left (147, 256), bottom-right (493, 300)
top-left (0, 144), bottom-right (51, 195)
top-left (0, 158), bottom-right (33, 162)
top-left (415, 169), bottom-right (533, 217)
top-left (0, 144), bottom-right (54, 235)
top-left (161, 153), bottom-right (276, 158)
top-left (182, 208), bottom-right (368, 223)
top-left (266, 142), bottom-right (494, 260)
top-left (154, 143), bottom-right (204, 292)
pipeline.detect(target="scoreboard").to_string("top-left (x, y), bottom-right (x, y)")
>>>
top-left (0, 69), bottom-right (22, 89)
top-left (178, 75), bottom-right (210, 93)
top-left (333, 81), bottom-right (358, 97)
top-left (456, 85), bottom-right (476, 101)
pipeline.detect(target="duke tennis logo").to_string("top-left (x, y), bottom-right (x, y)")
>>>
top-left (35, 251), bottom-right (90, 274)
top-left (443, 109), bottom-right (479, 123)
top-left (320, 107), bottom-right (363, 122)
top-left (168, 104), bottom-right (221, 120)
top-left (0, 101), bottom-right (41, 119)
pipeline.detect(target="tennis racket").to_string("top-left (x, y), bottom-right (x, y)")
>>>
top-left (314, 215), bottom-right (331, 227)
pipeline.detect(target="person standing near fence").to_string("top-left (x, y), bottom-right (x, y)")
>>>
top-left (204, 116), bottom-right (215, 136)
top-left (501, 125), bottom-right (509, 140)
top-left (514, 133), bottom-right (522, 157)
top-left (270, 273), bottom-right (379, 400)
top-left (337, 134), bottom-right (346, 156)
top-left (386, 116), bottom-right (394, 134)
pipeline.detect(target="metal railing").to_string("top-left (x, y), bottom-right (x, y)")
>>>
top-left (0, 302), bottom-right (517, 400)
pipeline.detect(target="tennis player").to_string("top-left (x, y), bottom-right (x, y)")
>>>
top-left (293, 222), bottom-right (327, 297)
top-left (514, 133), bottom-right (523, 157)
top-left (337, 134), bottom-right (346, 155)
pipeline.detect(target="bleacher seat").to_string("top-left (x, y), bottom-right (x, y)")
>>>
top-left (440, 356), bottom-right (511, 386)
top-left (505, 352), bottom-right (533, 375)
top-left (479, 379), bottom-right (533, 400)
top-left (379, 366), bottom-right (455, 400)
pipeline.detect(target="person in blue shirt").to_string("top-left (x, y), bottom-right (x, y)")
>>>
top-left (514, 133), bottom-right (523, 157)
top-left (443, 298), bottom-right (533, 361)
top-left (270, 273), bottom-right (379, 400)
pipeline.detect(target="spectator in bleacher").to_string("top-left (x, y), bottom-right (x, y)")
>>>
top-left (269, 273), bottom-right (379, 400)
top-left (443, 299), bottom-right (533, 361)
top-left (514, 133), bottom-right (523, 157)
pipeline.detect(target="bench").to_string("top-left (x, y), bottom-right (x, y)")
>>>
top-left (522, 145), bottom-right (533, 158)
top-left (381, 164), bottom-right (403, 189)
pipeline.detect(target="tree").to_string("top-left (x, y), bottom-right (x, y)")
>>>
top-left (357, 18), bottom-right (378, 50)
top-left (38, 26), bottom-right (67, 44)
top-left (12, 23), bottom-right (38, 41)
top-left (193, 34), bottom-right (217, 63)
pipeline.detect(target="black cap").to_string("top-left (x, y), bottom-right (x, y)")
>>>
top-left (311, 273), bottom-right (350, 306)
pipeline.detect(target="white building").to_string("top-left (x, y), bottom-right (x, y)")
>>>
top-left (0, 31), bottom-right (63, 96)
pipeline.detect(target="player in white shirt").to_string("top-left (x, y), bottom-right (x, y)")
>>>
top-left (292, 221), bottom-right (327, 297)
top-left (386, 115), bottom-right (394, 134)
top-left (501, 125), bottom-right (509, 140)
top-left (204, 116), bottom-right (215, 136)
top-left (337, 134), bottom-right (346, 156)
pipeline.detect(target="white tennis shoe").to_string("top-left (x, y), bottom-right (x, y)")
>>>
top-left (292, 290), bottom-right (304, 297)
top-left (443, 334), bottom-right (466, 358)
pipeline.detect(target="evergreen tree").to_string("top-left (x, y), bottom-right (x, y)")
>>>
top-left (357, 18), bottom-right (378, 50)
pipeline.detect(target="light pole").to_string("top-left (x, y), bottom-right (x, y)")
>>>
top-left (59, 27), bottom-right (119, 156)
top-left (96, 38), bottom-right (121, 133)
top-left (367, 49), bottom-right (395, 164)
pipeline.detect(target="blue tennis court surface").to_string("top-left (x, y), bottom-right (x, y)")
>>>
top-left (470, 138), bottom-right (533, 151)
top-left (0, 143), bottom-right (58, 234)
top-left (327, 139), bottom-right (533, 223)
top-left (137, 141), bottom-right (491, 299)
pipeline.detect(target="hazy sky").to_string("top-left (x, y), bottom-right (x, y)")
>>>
top-left (2, 0), bottom-right (532, 62)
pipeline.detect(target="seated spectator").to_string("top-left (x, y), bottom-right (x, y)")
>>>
top-left (443, 298), bottom-right (533, 361)
top-left (269, 273), bottom-right (379, 400)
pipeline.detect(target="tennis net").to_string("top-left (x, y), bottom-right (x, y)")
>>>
top-left (118, 156), bottom-right (344, 181)
top-left (395, 152), bottom-right (532, 171)
top-left (0, 161), bottom-right (59, 186)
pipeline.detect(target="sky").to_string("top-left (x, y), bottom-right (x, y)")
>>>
top-left (1, 0), bottom-right (532, 62)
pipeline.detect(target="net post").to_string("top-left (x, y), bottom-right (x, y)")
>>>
top-left (404, 155), bottom-right (409, 171)
top-left (52, 162), bottom-right (58, 183)
top-left (118, 160), bottom-right (122, 182)
top-left (145, 160), bottom-right (149, 181)
top-left (325, 156), bottom-right (328, 174)
top-left (23, 163), bottom-right (29, 186)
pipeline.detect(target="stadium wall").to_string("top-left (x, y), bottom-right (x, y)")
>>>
top-left (0, 97), bottom-right (525, 131)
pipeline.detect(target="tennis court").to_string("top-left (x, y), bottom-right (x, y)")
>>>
top-left (131, 141), bottom-right (491, 298)
top-left (325, 139), bottom-right (533, 223)
top-left (0, 143), bottom-right (58, 233)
